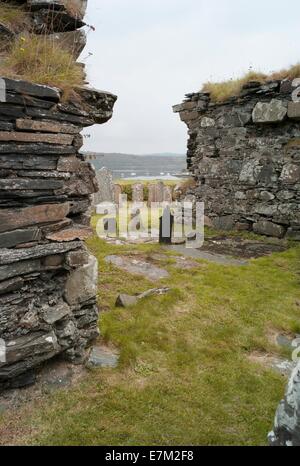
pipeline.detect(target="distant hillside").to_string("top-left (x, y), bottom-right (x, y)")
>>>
top-left (82, 152), bottom-right (185, 158)
top-left (82, 152), bottom-right (187, 180)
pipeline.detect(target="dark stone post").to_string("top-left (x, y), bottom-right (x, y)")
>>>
top-left (159, 206), bottom-right (174, 244)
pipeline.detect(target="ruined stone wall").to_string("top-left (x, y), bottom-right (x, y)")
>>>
top-left (173, 80), bottom-right (300, 239)
top-left (0, 1), bottom-right (117, 388)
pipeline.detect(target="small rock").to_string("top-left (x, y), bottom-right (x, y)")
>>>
top-left (116, 288), bottom-right (171, 308)
top-left (87, 346), bottom-right (119, 369)
top-left (116, 294), bottom-right (138, 308)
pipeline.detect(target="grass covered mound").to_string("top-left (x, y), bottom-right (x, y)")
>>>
top-left (0, 227), bottom-right (299, 446)
top-left (0, 34), bottom-right (85, 93)
top-left (202, 64), bottom-right (300, 103)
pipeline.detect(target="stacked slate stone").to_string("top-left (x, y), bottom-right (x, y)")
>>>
top-left (173, 80), bottom-right (300, 240)
top-left (0, 0), bottom-right (117, 390)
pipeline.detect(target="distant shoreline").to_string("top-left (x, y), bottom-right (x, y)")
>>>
top-left (83, 152), bottom-right (187, 180)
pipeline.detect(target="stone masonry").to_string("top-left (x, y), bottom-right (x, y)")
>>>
top-left (0, 1), bottom-right (117, 389)
top-left (173, 80), bottom-right (300, 239)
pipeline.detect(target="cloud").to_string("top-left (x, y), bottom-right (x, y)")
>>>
top-left (82, 0), bottom-right (300, 154)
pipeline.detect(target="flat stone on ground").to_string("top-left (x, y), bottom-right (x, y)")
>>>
top-left (105, 255), bottom-right (169, 281)
top-left (87, 346), bottom-right (119, 369)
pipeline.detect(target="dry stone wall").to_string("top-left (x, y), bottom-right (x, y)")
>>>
top-left (0, 1), bottom-right (117, 389)
top-left (173, 80), bottom-right (300, 239)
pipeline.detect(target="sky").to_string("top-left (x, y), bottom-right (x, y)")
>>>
top-left (81, 0), bottom-right (300, 154)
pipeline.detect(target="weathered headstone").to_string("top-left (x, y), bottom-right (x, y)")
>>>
top-left (114, 184), bottom-right (122, 205)
top-left (163, 185), bottom-right (173, 203)
top-left (93, 168), bottom-right (114, 206)
top-left (148, 182), bottom-right (164, 206)
top-left (132, 183), bottom-right (144, 203)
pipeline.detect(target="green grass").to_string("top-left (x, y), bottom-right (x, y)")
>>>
top-left (0, 227), bottom-right (300, 446)
top-left (0, 2), bottom-right (29, 33)
top-left (0, 34), bottom-right (85, 95)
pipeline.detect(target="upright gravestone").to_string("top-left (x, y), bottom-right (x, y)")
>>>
top-left (93, 168), bottom-right (115, 207)
top-left (148, 182), bottom-right (165, 206)
top-left (132, 183), bottom-right (144, 203)
top-left (114, 184), bottom-right (122, 205)
top-left (163, 185), bottom-right (173, 203)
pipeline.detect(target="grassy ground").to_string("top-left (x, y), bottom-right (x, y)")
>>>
top-left (0, 230), bottom-right (299, 446)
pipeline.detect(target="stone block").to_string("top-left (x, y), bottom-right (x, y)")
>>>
top-left (0, 203), bottom-right (70, 233)
top-left (42, 302), bottom-right (71, 325)
top-left (0, 131), bottom-right (74, 145)
top-left (253, 221), bottom-right (286, 238)
top-left (252, 99), bottom-right (287, 123)
top-left (16, 118), bottom-right (80, 134)
top-left (64, 254), bottom-right (98, 306)
top-left (280, 164), bottom-right (300, 184)
top-left (132, 183), bottom-right (144, 202)
top-left (0, 228), bottom-right (40, 248)
top-left (287, 102), bottom-right (300, 120)
top-left (0, 260), bottom-right (41, 281)
top-left (93, 168), bottom-right (114, 204)
top-left (3, 78), bottom-right (60, 102)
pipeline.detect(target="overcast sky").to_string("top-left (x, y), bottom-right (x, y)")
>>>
top-left (81, 0), bottom-right (300, 154)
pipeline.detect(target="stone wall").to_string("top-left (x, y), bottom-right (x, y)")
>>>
top-left (0, 1), bottom-right (117, 389)
top-left (173, 80), bottom-right (300, 239)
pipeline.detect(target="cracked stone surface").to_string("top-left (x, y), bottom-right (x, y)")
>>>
top-left (105, 255), bottom-right (169, 281)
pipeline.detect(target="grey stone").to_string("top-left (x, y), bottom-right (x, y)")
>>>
top-left (105, 255), bottom-right (169, 281)
top-left (93, 168), bottom-right (114, 205)
top-left (253, 221), bottom-right (286, 238)
top-left (163, 185), bottom-right (173, 203)
top-left (116, 294), bottom-right (138, 308)
top-left (116, 287), bottom-right (171, 307)
top-left (201, 117), bottom-right (215, 127)
top-left (0, 11), bottom-right (116, 388)
top-left (0, 259), bottom-right (42, 281)
top-left (42, 302), bottom-right (71, 325)
top-left (132, 183), bottom-right (144, 202)
top-left (252, 99), bottom-right (287, 123)
top-left (64, 254), bottom-right (98, 306)
top-left (87, 346), bottom-right (119, 369)
top-left (280, 164), bottom-right (300, 184)
top-left (287, 101), bottom-right (300, 120)
top-left (0, 228), bottom-right (40, 248)
top-left (174, 87), bottom-right (300, 239)
top-left (0, 241), bottom-right (81, 265)
top-left (148, 182), bottom-right (165, 205)
top-left (114, 184), bottom-right (122, 204)
top-left (3, 78), bottom-right (60, 102)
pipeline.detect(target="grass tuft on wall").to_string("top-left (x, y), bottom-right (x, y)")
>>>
top-left (202, 64), bottom-right (300, 103)
top-left (0, 34), bottom-right (85, 94)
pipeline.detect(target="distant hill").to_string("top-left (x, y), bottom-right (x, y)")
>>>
top-left (82, 151), bottom-right (185, 158)
top-left (81, 152), bottom-right (187, 180)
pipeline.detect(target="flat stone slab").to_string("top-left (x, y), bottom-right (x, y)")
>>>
top-left (166, 245), bottom-right (248, 266)
top-left (87, 346), bottom-right (119, 369)
top-left (105, 255), bottom-right (169, 281)
top-left (202, 236), bottom-right (286, 259)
